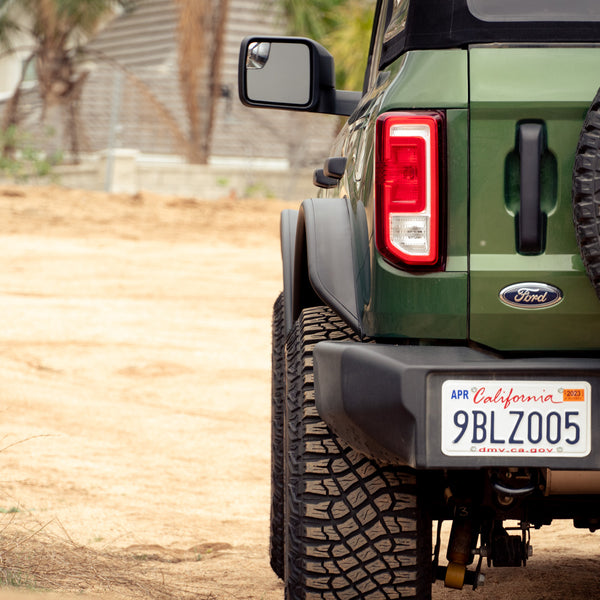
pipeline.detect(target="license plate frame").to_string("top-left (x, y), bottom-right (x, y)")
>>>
top-left (441, 380), bottom-right (591, 458)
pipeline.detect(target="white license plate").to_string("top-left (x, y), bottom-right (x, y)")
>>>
top-left (441, 380), bottom-right (591, 457)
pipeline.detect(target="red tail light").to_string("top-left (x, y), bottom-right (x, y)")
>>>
top-left (375, 112), bottom-right (443, 268)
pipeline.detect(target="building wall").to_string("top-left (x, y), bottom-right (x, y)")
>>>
top-left (0, 0), bottom-right (340, 199)
top-left (211, 0), bottom-right (340, 166)
top-left (80, 0), bottom-right (339, 167)
top-left (0, 27), bottom-right (36, 101)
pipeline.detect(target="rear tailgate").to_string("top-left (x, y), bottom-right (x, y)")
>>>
top-left (469, 46), bottom-right (600, 352)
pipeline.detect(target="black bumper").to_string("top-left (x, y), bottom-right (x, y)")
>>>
top-left (313, 342), bottom-right (600, 469)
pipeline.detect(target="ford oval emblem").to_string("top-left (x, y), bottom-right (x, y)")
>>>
top-left (499, 282), bottom-right (563, 309)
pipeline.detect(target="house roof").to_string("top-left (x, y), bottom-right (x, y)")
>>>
top-left (14, 0), bottom-right (339, 166)
top-left (84, 0), bottom-right (178, 70)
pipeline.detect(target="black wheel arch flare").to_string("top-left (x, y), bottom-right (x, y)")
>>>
top-left (280, 198), bottom-right (366, 336)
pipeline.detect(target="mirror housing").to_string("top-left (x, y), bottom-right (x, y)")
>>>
top-left (238, 36), bottom-right (361, 117)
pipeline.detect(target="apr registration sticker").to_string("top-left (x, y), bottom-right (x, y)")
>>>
top-left (441, 380), bottom-right (591, 457)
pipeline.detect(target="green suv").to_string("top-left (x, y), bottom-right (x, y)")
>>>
top-left (239, 1), bottom-right (600, 598)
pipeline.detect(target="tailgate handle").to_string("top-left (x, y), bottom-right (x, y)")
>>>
top-left (518, 123), bottom-right (545, 255)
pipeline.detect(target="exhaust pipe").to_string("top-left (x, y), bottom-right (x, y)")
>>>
top-left (545, 470), bottom-right (600, 495)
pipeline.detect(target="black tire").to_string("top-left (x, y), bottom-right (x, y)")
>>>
top-left (284, 306), bottom-right (432, 600)
top-left (270, 293), bottom-right (286, 579)
top-left (573, 88), bottom-right (600, 299)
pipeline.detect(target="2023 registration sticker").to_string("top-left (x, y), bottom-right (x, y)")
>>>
top-left (441, 380), bottom-right (592, 457)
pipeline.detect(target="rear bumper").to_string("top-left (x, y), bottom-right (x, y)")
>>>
top-left (313, 342), bottom-right (600, 469)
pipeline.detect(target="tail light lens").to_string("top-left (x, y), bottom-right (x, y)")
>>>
top-left (375, 112), bottom-right (443, 268)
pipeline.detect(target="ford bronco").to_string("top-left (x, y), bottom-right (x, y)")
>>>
top-left (239, 1), bottom-right (600, 598)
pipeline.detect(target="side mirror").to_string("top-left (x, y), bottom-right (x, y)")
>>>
top-left (238, 36), bottom-right (361, 117)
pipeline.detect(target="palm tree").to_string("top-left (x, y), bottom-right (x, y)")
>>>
top-left (323, 0), bottom-right (375, 91)
top-left (0, 0), bottom-right (134, 158)
top-left (275, 0), bottom-right (374, 91)
top-left (275, 0), bottom-right (345, 41)
top-left (174, 0), bottom-right (228, 164)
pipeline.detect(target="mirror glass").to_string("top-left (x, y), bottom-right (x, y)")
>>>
top-left (246, 41), bottom-right (311, 106)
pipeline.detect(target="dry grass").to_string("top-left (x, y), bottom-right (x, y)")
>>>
top-left (0, 514), bottom-right (209, 599)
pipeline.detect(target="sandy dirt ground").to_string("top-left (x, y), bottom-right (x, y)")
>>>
top-left (0, 184), bottom-right (596, 600)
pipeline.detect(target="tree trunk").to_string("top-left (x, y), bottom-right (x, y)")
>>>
top-left (176, 0), bottom-right (229, 164)
top-left (204, 0), bottom-right (229, 164)
top-left (175, 0), bottom-right (208, 163)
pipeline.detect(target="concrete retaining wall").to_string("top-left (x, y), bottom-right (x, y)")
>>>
top-left (52, 150), bottom-right (318, 202)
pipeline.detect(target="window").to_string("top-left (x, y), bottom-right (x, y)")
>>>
top-left (467, 0), bottom-right (600, 22)
top-left (365, 0), bottom-right (410, 91)
top-left (365, 0), bottom-right (390, 91)
top-left (384, 0), bottom-right (410, 43)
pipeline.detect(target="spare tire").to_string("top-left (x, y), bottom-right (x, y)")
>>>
top-left (572, 88), bottom-right (600, 299)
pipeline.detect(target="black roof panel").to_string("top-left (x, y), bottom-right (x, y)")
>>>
top-left (382, 0), bottom-right (600, 68)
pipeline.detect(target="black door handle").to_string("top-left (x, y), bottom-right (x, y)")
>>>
top-left (518, 123), bottom-right (545, 254)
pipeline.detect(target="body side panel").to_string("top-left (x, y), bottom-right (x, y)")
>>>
top-left (343, 50), bottom-right (471, 339)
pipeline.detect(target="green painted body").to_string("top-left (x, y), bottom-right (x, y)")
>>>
top-left (469, 47), bottom-right (600, 351)
top-left (334, 46), bottom-right (600, 351)
top-left (333, 51), bottom-right (470, 340)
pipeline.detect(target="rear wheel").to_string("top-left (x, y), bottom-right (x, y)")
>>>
top-left (270, 293), bottom-right (285, 579)
top-left (284, 306), bottom-right (432, 600)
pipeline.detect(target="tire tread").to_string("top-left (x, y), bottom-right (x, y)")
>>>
top-left (573, 88), bottom-right (600, 298)
top-left (270, 293), bottom-right (285, 579)
top-left (284, 306), bottom-right (431, 600)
